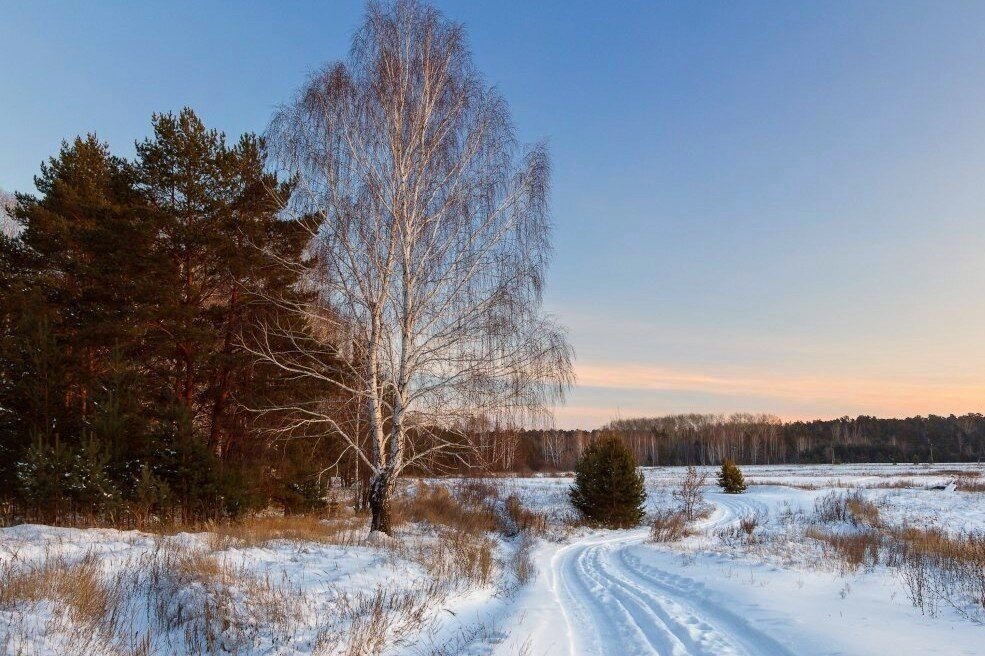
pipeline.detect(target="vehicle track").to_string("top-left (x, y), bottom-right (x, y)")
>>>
top-left (534, 493), bottom-right (792, 655)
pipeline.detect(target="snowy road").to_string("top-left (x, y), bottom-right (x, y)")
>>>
top-left (496, 495), bottom-right (792, 656)
top-left (501, 493), bottom-right (795, 656)
top-left (486, 477), bottom-right (984, 656)
top-left (548, 533), bottom-right (795, 656)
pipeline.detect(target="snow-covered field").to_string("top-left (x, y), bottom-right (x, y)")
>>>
top-left (1, 463), bottom-right (983, 655)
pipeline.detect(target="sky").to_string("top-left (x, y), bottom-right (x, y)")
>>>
top-left (4, 1), bottom-right (985, 429)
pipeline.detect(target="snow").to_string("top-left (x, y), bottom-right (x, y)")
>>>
top-left (2, 463), bottom-right (984, 654)
top-left (0, 523), bottom-right (500, 655)
top-left (489, 463), bottom-right (985, 534)
top-left (494, 494), bottom-right (983, 656)
top-left (457, 463), bottom-right (985, 655)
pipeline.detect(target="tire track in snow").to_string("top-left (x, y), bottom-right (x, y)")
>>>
top-left (527, 493), bottom-right (793, 656)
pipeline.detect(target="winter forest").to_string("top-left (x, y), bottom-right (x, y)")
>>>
top-left (1, 2), bottom-right (984, 655)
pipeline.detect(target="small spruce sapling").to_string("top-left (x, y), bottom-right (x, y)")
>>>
top-left (717, 459), bottom-right (747, 494)
top-left (569, 435), bottom-right (647, 528)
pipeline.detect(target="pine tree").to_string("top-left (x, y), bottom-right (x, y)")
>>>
top-left (136, 109), bottom-right (235, 429)
top-left (717, 459), bottom-right (747, 494)
top-left (0, 112), bottom-right (327, 521)
top-left (0, 136), bottom-right (156, 503)
top-left (135, 109), bottom-right (307, 460)
top-left (570, 435), bottom-right (647, 528)
top-left (134, 108), bottom-right (325, 514)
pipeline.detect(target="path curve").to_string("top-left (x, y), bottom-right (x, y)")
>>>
top-left (517, 493), bottom-right (793, 656)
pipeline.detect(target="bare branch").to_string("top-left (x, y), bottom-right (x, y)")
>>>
top-left (261, 0), bottom-right (573, 531)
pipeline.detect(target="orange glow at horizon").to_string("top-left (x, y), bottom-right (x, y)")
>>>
top-left (552, 361), bottom-right (985, 429)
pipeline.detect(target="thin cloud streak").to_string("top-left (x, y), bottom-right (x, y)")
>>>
top-left (552, 404), bottom-right (652, 428)
top-left (571, 361), bottom-right (985, 421)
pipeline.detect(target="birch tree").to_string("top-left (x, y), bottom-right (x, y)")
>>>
top-left (0, 188), bottom-right (18, 239)
top-left (261, 0), bottom-right (573, 533)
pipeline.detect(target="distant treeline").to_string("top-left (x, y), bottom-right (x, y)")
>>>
top-left (487, 413), bottom-right (985, 472)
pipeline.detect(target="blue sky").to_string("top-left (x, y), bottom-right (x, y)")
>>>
top-left (5, 1), bottom-right (985, 428)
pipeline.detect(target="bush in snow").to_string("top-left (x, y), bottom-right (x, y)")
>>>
top-left (649, 509), bottom-right (690, 542)
top-left (814, 489), bottom-right (880, 527)
top-left (569, 435), bottom-right (646, 528)
top-left (673, 465), bottom-right (708, 520)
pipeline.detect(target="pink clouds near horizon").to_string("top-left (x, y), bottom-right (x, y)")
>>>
top-left (552, 361), bottom-right (985, 430)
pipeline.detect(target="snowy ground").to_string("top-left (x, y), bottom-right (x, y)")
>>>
top-left (505, 463), bottom-right (985, 533)
top-left (2, 463), bottom-right (983, 655)
top-left (0, 519), bottom-right (516, 655)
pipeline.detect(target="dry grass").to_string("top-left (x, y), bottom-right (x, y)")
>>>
top-left (389, 480), bottom-right (549, 591)
top-left (0, 552), bottom-right (117, 627)
top-left (0, 527), bottom-right (432, 655)
top-left (452, 479), bottom-right (503, 506)
top-left (416, 530), bottom-right (495, 588)
top-left (714, 509), bottom-right (766, 547)
top-left (803, 490), bottom-right (885, 572)
top-left (395, 482), bottom-right (499, 535)
top-left (864, 479), bottom-right (920, 489)
top-left (751, 471), bottom-right (985, 491)
top-left (316, 583), bottom-right (444, 656)
top-left (0, 553), bottom-right (131, 655)
top-left (739, 511), bottom-right (763, 536)
top-left (814, 489), bottom-right (881, 527)
top-left (326, 478), bottom-right (553, 652)
top-left (496, 533), bottom-right (537, 597)
top-left (205, 514), bottom-right (367, 550)
top-left (800, 497), bottom-right (985, 621)
top-left (938, 469), bottom-right (981, 478)
top-left (649, 509), bottom-right (691, 542)
top-left (846, 496), bottom-right (881, 527)
top-left (749, 479), bottom-right (824, 490)
top-left (950, 470), bottom-right (982, 493)
top-left (888, 526), bottom-right (985, 621)
top-left (387, 482), bottom-right (499, 590)
top-left (142, 538), bottom-right (311, 653)
top-left (502, 494), bottom-right (549, 537)
top-left (806, 526), bottom-right (883, 571)
top-left (0, 539), bottom-right (309, 655)
top-left (509, 535), bottom-right (537, 588)
top-left (956, 479), bottom-right (985, 493)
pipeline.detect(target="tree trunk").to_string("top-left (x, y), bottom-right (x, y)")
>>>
top-left (369, 472), bottom-right (394, 534)
top-left (208, 286), bottom-right (239, 458)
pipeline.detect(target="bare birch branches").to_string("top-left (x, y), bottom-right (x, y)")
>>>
top-left (255, 1), bottom-right (573, 526)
